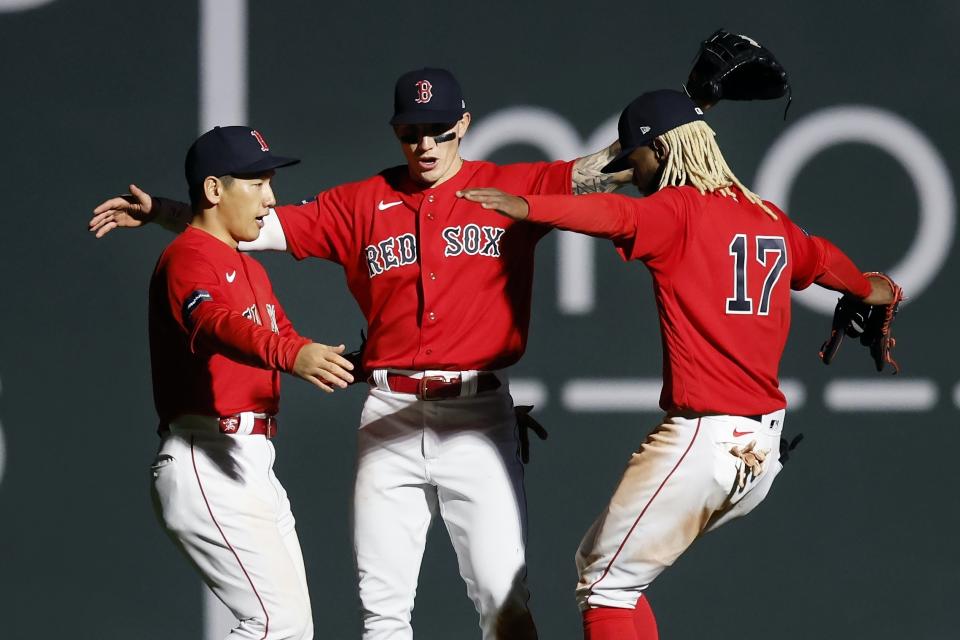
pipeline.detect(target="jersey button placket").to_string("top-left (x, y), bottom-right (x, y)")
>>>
top-left (418, 192), bottom-right (439, 467)
top-left (418, 195), bottom-right (439, 364)
top-left (419, 172), bottom-right (441, 475)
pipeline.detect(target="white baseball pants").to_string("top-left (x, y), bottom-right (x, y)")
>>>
top-left (576, 410), bottom-right (786, 610)
top-left (353, 373), bottom-right (532, 640)
top-left (151, 422), bottom-right (313, 640)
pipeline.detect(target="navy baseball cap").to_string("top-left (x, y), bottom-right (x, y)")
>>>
top-left (184, 126), bottom-right (300, 188)
top-left (389, 68), bottom-right (467, 125)
top-left (601, 90), bottom-right (705, 173)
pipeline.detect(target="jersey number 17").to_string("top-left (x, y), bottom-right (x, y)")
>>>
top-left (725, 234), bottom-right (787, 316)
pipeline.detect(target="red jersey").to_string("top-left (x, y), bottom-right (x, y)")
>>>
top-left (274, 160), bottom-right (573, 371)
top-left (525, 187), bottom-right (871, 415)
top-left (149, 226), bottom-right (310, 427)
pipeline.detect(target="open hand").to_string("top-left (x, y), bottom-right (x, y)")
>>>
top-left (293, 343), bottom-right (355, 392)
top-left (89, 183), bottom-right (154, 238)
top-left (456, 188), bottom-right (529, 220)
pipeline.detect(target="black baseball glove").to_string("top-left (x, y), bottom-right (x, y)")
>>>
top-left (514, 405), bottom-right (548, 464)
top-left (819, 272), bottom-right (904, 373)
top-left (686, 29), bottom-right (791, 108)
top-left (344, 330), bottom-right (369, 385)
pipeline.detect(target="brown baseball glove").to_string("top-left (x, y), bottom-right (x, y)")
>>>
top-left (819, 272), bottom-right (904, 373)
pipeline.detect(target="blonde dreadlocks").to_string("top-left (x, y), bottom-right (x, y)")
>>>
top-left (656, 120), bottom-right (777, 220)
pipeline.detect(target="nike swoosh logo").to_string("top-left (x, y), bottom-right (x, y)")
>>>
top-left (226, 271), bottom-right (237, 283)
top-left (378, 200), bottom-right (403, 211)
top-left (732, 429), bottom-right (754, 438)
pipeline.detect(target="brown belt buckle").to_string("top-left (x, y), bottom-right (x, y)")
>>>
top-left (418, 375), bottom-right (456, 401)
top-left (265, 416), bottom-right (277, 439)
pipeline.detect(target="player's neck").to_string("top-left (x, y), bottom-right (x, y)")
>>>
top-left (190, 213), bottom-right (239, 249)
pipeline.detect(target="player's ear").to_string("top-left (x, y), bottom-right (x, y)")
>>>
top-left (456, 112), bottom-right (471, 139)
top-left (653, 138), bottom-right (669, 162)
top-left (203, 176), bottom-right (223, 205)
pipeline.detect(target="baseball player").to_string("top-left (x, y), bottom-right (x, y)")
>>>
top-left (93, 32), bottom-right (809, 640)
top-left (90, 67), bottom-right (639, 640)
top-left (147, 125), bottom-right (354, 640)
top-left (90, 63), bottom-right (748, 640)
top-left (458, 89), bottom-right (900, 640)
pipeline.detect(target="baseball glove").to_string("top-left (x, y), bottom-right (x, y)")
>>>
top-left (686, 29), bottom-right (791, 108)
top-left (819, 272), bottom-right (904, 373)
top-left (344, 330), bottom-right (368, 385)
top-left (514, 405), bottom-right (548, 464)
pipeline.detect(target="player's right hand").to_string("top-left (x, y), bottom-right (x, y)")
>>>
top-left (456, 188), bottom-right (530, 220)
top-left (293, 343), bottom-right (355, 392)
top-left (89, 183), bottom-right (154, 238)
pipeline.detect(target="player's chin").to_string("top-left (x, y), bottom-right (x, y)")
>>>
top-left (241, 224), bottom-right (262, 242)
top-left (415, 166), bottom-right (444, 185)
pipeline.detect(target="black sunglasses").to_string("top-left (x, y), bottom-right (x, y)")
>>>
top-left (394, 123), bottom-right (458, 145)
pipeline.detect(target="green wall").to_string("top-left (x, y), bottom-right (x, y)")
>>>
top-left (0, 1), bottom-right (956, 638)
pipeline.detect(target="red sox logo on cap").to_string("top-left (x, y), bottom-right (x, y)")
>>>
top-left (414, 80), bottom-right (433, 104)
top-left (250, 130), bottom-right (270, 152)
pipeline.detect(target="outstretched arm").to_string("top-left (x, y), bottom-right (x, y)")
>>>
top-left (810, 237), bottom-right (896, 304)
top-left (189, 303), bottom-right (354, 392)
top-left (457, 188), bottom-right (639, 242)
top-left (457, 188), bottom-right (531, 220)
top-left (571, 141), bottom-right (633, 195)
top-left (89, 184), bottom-right (288, 251)
top-left (89, 184), bottom-right (191, 237)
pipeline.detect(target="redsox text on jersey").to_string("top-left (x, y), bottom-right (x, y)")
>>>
top-left (90, 67), bottom-right (638, 639)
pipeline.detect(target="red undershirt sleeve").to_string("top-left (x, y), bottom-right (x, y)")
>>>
top-left (188, 303), bottom-right (311, 373)
top-left (274, 184), bottom-right (356, 263)
top-left (810, 236), bottom-right (872, 298)
top-left (526, 160), bottom-right (575, 196)
top-left (524, 193), bottom-right (640, 240)
top-left (781, 209), bottom-right (870, 298)
top-left (167, 253), bottom-right (310, 373)
top-left (524, 189), bottom-right (686, 264)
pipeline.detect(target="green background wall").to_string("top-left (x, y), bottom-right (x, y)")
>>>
top-left (0, 1), bottom-right (956, 638)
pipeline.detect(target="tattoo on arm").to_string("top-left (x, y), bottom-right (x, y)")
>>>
top-left (571, 140), bottom-right (633, 194)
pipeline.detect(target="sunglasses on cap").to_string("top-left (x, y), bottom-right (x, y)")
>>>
top-left (394, 122), bottom-right (458, 145)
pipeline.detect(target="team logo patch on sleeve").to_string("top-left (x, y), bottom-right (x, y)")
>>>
top-left (183, 290), bottom-right (213, 324)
